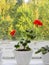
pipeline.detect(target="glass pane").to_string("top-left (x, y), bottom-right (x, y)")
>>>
top-left (0, 0), bottom-right (49, 40)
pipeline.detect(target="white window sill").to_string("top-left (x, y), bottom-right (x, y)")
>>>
top-left (0, 40), bottom-right (49, 59)
top-left (1, 59), bottom-right (44, 65)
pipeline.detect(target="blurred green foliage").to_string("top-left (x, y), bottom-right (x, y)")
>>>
top-left (0, 0), bottom-right (49, 40)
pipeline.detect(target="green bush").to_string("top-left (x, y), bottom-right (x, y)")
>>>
top-left (0, 0), bottom-right (49, 40)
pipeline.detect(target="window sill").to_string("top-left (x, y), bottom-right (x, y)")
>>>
top-left (2, 59), bottom-right (43, 65)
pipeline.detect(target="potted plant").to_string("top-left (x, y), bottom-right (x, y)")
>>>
top-left (35, 45), bottom-right (49, 65)
top-left (14, 29), bottom-right (36, 65)
top-left (10, 19), bottom-right (43, 65)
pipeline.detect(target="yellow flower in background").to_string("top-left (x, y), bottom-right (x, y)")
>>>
top-left (19, 25), bottom-right (25, 32)
top-left (0, 8), bottom-right (2, 15)
top-left (5, 4), bottom-right (10, 10)
top-left (1, 16), bottom-right (5, 20)
top-left (6, 15), bottom-right (13, 22)
top-left (8, 25), bottom-right (14, 35)
top-left (9, 25), bottom-right (13, 31)
top-left (16, 24), bottom-right (20, 27)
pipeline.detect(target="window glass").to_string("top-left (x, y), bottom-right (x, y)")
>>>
top-left (0, 0), bottom-right (49, 40)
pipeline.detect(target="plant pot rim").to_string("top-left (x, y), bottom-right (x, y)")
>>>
top-left (14, 49), bottom-right (33, 52)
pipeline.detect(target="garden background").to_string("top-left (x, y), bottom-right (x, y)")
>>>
top-left (0, 0), bottom-right (49, 40)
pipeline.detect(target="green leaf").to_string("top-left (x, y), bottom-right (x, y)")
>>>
top-left (26, 39), bottom-right (31, 43)
top-left (26, 46), bottom-right (31, 51)
top-left (20, 40), bottom-right (23, 44)
top-left (14, 44), bottom-right (20, 49)
top-left (35, 49), bottom-right (41, 54)
top-left (42, 51), bottom-right (47, 54)
top-left (22, 43), bottom-right (27, 47)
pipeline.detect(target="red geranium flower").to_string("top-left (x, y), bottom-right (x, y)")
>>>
top-left (33, 20), bottom-right (43, 26)
top-left (10, 30), bottom-right (16, 36)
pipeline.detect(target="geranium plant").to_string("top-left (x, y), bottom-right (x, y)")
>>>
top-left (14, 29), bottom-right (36, 51)
top-left (10, 19), bottom-right (43, 51)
